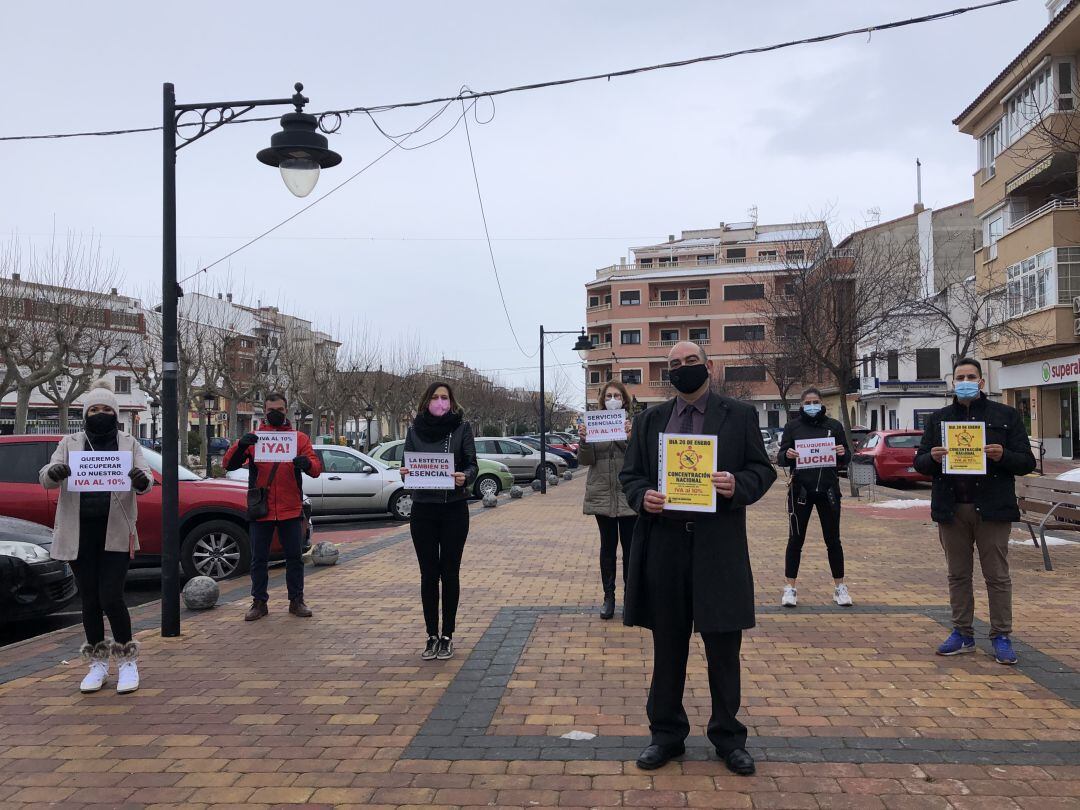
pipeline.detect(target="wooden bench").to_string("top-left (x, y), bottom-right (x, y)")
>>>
top-left (1015, 476), bottom-right (1080, 571)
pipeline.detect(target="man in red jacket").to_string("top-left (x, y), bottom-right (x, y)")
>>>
top-left (223, 392), bottom-right (322, 620)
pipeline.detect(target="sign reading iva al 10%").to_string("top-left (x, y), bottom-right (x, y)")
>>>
top-left (255, 431), bottom-right (297, 462)
top-left (585, 409), bottom-right (628, 442)
top-left (67, 451), bottom-right (133, 492)
top-left (403, 451), bottom-right (457, 490)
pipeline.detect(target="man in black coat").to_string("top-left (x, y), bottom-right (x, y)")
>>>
top-left (914, 357), bottom-right (1035, 666)
top-left (620, 341), bottom-right (776, 774)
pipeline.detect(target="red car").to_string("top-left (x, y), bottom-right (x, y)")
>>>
top-left (0, 435), bottom-right (310, 581)
top-left (852, 430), bottom-right (931, 484)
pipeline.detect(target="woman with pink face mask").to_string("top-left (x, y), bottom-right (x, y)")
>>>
top-left (401, 381), bottom-right (478, 661)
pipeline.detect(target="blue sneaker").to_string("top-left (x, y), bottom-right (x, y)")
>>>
top-left (992, 635), bottom-right (1018, 665)
top-left (936, 630), bottom-right (975, 656)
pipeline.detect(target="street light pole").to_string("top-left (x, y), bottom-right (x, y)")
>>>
top-left (538, 326), bottom-right (592, 494)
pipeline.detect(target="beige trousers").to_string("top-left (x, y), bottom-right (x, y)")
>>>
top-left (937, 503), bottom-right (1012, 637)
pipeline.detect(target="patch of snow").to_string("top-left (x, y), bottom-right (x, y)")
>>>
top-left (560, 730), bottom-right (597, 741)
top-left (1011, 535), bottom-right (1077, 547)
top-left (867, 498), bottom-right (932, 509)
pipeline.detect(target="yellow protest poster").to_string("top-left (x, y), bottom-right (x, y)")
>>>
top-left (658, 433), bottom-right (717, 512)
top-left (942, 421), bottom-right (986, 475)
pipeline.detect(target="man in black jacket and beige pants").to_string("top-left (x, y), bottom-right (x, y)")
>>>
top-left (620, 341), bottom-right (776, 774)
top-left (914, 357), bottom-right (1035, 665)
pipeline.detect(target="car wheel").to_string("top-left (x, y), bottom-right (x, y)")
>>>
top-left (544, 462), bottom-right (558, 477)
top-left (475, 474), bottom-right (501, 499)
top-left (181, 520), bottom-right (250, 581)
top-left (389, 490), bottom-right (412, 521)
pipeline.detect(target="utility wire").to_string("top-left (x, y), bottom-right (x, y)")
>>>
top-left (0, 0), bottom-right (1018, 143)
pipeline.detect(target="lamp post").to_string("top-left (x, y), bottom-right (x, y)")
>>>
top-left (202, 391), bottom-right (216, 477)
top-left (149, 398), bottom-right (160, 449)
top-left (160, 82), bottom-right (341, 637)
top-left (365, 404), bottom-right (374, 452)
top-left (539, 326), bottom-right (592, 494)
top-left (293, 407), bottom-right (303, 434)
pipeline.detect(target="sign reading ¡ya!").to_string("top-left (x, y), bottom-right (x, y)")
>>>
top-left (255, 431), bottom-right (297, 462)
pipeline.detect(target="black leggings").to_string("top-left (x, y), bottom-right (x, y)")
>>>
top-left (785, 487), bottom-right (844, 580)
top-left (70, 517), bottom-right (132, 645)
top-left (596, 515), bottom-right (635, 592)
top-left (410, 500), bottom-right (470, 637)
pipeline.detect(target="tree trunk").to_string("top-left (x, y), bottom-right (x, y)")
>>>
top-left (200, 410), bottom-right (209, 473)
top-left (58, 401), bottom-right (69, 433)
top-left (14, 385), bottom-right (32, 434)
top-left (179, 405), bottom-right (190, 459)
top-left (227, 399), bottom-right (239, 439)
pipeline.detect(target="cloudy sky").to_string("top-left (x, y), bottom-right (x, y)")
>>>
top-left (2, 0), bottom-right (1047, 406)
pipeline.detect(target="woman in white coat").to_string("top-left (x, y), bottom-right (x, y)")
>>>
top-left (39, 381), bottom-right (153, 694)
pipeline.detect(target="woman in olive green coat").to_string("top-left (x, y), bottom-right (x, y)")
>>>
top-left (578, 380), bottom-right (636, 620)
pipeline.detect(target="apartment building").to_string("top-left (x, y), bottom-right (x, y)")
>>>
top-left (584, 220), bottom-right (832, 428)
top-left (954, 0), bottom-right (1080, 459)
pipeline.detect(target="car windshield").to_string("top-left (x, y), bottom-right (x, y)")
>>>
top-left (139, 447), bottom-right (202, 481)
top-left (885, 435), bottom-right (922, 449)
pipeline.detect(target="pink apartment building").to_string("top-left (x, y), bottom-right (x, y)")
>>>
top-left (584, 220), bottom-right (831, 429)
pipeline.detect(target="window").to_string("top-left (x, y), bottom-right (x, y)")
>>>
top-left (885, 434), bottom-right (922, 449)
top-left (605, 369), bottom-right (613, 381)
top-left (604, 294), bottom-right (612, 305)
top-left (915, 348), bottom-right (941, 380)
top-left (758, 250), bottom-right (778, 262)
top-left (688, 287), bottom-right (709, 301)
top-left (240, 338), bottom-right (252, 349)
top-left (725, 365), bottom-right (766, 382)
top-left (0, 442), bottom-right (49, 483)
top-left (1059, 61), bottom-right (1075, 111)
top-left (887, 351), bottom-right (899, 381)
top-left (914, 410), bottom-right (936, 431)
top-left (475, 440), bottom-right (500, 454)
top-left (724, 324), bottom-right (765, 341)
top-left (1057, 247), bottom-right (1080, 305)
top-left (660, 328), bottom-right (679, 342)
top-left (589, 334), bottom-right (600, 347)
top-left (590, 371), bottom-right (601, 384)
top-left (786, 250), bottom-right (805, 263)
top-left (696, 255), bottom-right (716, 265)
top-left (1006, 249), bottom-right (1054, 318)
top-left (588, 295), bottom-right (600, 308)
top-left (620, 330), bottom-right (641, 345)
top-left (726, 248), bottom-right (746, 260)
top-left (604, 332), bottom-right (612, 344)
top-left (114, 376), bottom-right (131, 395)
top-left (658, 257), bottom-right (678, 267)
top-left (1005, 64), bottom-right (1053, 144)
top-left (688, 327), bottom-right (709, 342)
top-left (620, 290), bottom-right (640, 306)
top-left (660, 368), bottom-right (671, 382)
top-left (783, 281), bottom-right (797, 296)
top-left (985, 212), bottom-right (1004, 260)
top-left (621, 369), bottom-right (642, 385)
top-left (979, 121), bottom-right (1003, 178)
top-left (639, 258), bottom-right (653, 267)
top-left (659, 289), bottom-right (678, 302)
top-left (497, 440), bottom-right (529, 455)
top-left (318, 449), bottom-right (367, 474)
top-left (724, 284), bottom-right (765, 301)
top-left (863, 433), bottom-right (881, 449)
top-left (110, 310), bottom-right (140, 329)
top-left (385, 443), bottom-right (405, 464)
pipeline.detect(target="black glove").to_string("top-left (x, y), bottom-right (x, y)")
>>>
top-left (47, 463), bottom-right (71, 483)
top-left (293, 455), bottom-right (312, 473)
top-left (128, 468), bottom-right (151, 490)
top-left (238, 433), bottom-right (259, 448)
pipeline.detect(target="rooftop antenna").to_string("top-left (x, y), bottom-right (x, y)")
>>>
top-left (866, 207), bottom-right (881, 226)
top-left (915, 158), bottom-right (925, 213)
top-left (747, 205), bottom-right (758, 226)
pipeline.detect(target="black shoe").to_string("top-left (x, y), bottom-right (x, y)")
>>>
top-left (421, 635), bottom-right (439, 660)
top-left (721, 747), bottom-right (756, 775)
top-left (244, 599), bottom-right (268, 622)
top-left (436, 636), bottom-right (454, 660)
top-left (635, 742), bottom-right (685, 770)
top-left (600, 592), bottom-right (616, 620)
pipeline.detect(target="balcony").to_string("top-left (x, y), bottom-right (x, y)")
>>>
top-left (1006, 198), bottom-right (1080, 233)
top-left (648, 297), bottom-right (711, 309)
top-left (648, 338), bottom-right (710, 348)
top-left (586, 302), bottom-right (612, 313)
top-left (588, 342), bottom-right (612, 351)
top-left (649, 380), bottom-right (674, 389)
top-left (859, 378), bottom-right (948, 397)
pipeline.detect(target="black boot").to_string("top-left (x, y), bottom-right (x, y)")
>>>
top-left (599, 574), bottom-right (616, 620)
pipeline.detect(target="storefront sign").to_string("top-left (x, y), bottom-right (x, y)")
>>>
top-left (999, 353), bottom-right (1080, 389)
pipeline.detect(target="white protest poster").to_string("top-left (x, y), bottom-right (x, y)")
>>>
top-left (67, 451), bottom-right (133, 492)
top-left (795, 437), bottom-right (837, 469)
top-left (404, 451), bottom-right (456, 490)
top-left (255, 431), bottom-right (297, 462)
top-left (585, 409), bottom-right (627, 442)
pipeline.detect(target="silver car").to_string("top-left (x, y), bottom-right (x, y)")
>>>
top-left (474, 437), bottom-right (568, 482)
top-left (226, 444), bottom-right (410, 520)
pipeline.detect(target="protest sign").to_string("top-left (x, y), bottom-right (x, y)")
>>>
top-left (795, 437), bottom-right (837, 469)
top-left (67, 451), bottom-right (133, 492)
top-left (255, 431), bottom-right (297, 462)
top-left (404, 451), bottom-right (456, 490)
top-left (585, 409), bottom-right (627, 442)
top-left (942, 421), bottom-right (986, 475)
top-left (658, 433), bottom-right (716, 512)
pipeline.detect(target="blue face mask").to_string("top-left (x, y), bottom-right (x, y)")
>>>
top-left (802, 403), bottom-right (823, 417)
top-left (955, 380), bottom-right (981, 400)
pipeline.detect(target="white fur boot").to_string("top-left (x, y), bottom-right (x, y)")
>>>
top-left (113, 640), bottom-right (140, 694)
top-left (79, 641), bottom-right (111, 693)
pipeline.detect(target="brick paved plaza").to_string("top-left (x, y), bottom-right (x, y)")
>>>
top-left (1, 477), bottom-right (1078, 809)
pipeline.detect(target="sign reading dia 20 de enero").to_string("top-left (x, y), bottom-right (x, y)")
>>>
top-left (998, 353), bottom-right (1080, 389)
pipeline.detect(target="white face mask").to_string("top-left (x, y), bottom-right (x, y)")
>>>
top-left (604, 397), bottom-right (623, 411)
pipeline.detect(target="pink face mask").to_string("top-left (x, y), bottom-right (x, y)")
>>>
top-left (429, 399), bottom-right (451, 417)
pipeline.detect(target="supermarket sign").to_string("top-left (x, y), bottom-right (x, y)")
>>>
top-left (999, 353), bottom-right (1080, 388)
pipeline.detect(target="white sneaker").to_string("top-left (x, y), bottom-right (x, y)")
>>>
top-left (80, 661), bottom-right (109, 693)
top-left (117, 661), bottom-right (140, 694)
top-left (834, 583), bottom-right (853, 607)
top-left (781, 585), bottom-right (797, 607)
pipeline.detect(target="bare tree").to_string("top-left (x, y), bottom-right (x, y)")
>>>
top-left (735, 322), bottom-right (810, 419)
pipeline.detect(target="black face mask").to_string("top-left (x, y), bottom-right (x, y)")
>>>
top-left (668, 362), bottom-right (710, 394)
top-left (265, 410), bottom-right (287, 427)
top-left (85, 412), bottom-right (117, 435)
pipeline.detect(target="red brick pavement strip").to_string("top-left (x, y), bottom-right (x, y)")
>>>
top-left (1, 473), bottom-right (1078, 808)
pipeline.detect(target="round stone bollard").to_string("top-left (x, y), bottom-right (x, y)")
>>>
top-left (531, 479), bottom-right (542, 491)
top-left (548, 474), bottom-right (560, 487)
top-left (482, 493), bottom-right (498, 508)
top-left (563, 471), bottom-right (573, 481)
top-left (311, 541), bottom-right (339, 566)
top-left (509, 485), bottom-right (524, 499)
top-left (182, 576), bottom-right (219, 610)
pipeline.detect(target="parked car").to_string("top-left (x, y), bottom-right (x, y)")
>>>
top-left (759, 429), bottom-right (780, 460)
top-left (207, 436), bottom-right (232, 456)
top-left (848, 427), bottom-right (872, 451)
top-left (0, 435), bottom-right (310, 582)
top-left (137, 437), bottom-right (162, 452)
top-left (511, 436), bottom-right (578, 469)
top-left (0, 515), bottom-right (78, 623)
top-left (852, 430), bottom-right (931, 485)
top-left (228, 443), bottom-right (410, 521)
top-left (475, 437), bottom-right (568, 482)
top-left (528, 433), bottom-right (579, 456)
top-left (370, 440), bottom-right (515, 500)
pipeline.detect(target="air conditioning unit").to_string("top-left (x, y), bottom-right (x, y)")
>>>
top-left (1074, 296), bottom-right (1080, 315)
top-left (1074, 317), bottom-right (1080, 337)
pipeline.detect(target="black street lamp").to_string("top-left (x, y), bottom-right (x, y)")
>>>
top-left (364, 404), bottom-right (374, 452)
top-left (160, 82), bottom-right (341, 637)
top-left (202, 390), bottom-right (216, 478)
top-left (149, 398), bottom-right (160, 448)
top-left (539, 326), bottom-right (592, 494)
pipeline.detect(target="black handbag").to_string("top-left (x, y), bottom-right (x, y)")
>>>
top-left (246, 461), bottom-right (281, 520)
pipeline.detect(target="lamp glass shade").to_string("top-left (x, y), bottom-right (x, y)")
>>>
top-left (573, 333), bottom-right (593, 361)
top-left (279, 157), bottom-right (320, 197)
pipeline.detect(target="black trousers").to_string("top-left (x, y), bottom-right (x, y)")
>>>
top-left (785, 487), bottom-right (844, 580)
top-left (250, 518), bottom-right (305, 602)
top-left (70, 516), bottom-right (132, 645)
top-left (410, 500), bottom-right (470, 637)
top-left (644, 523), bottom-right (747, 754)
top-left (595, 515), bottom-right (634, 593)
